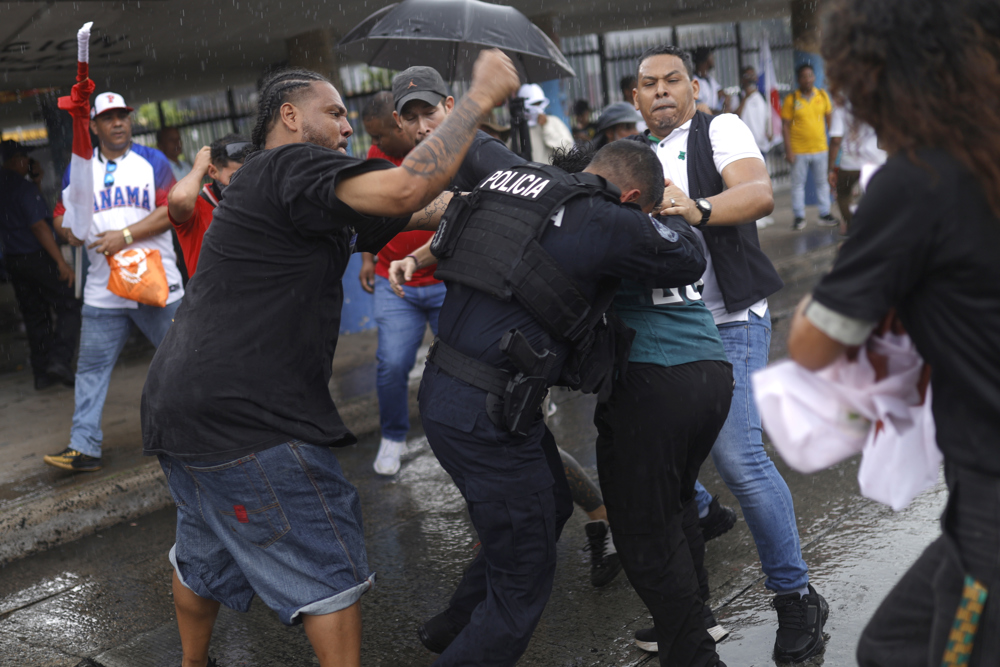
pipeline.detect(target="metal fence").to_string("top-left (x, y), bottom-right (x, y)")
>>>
top-left (133, 18), bottom-right (797, 172)
top-left (561, 18), bottom-right (795, 182)
top-left (131, 84), bottom-right (258, 156)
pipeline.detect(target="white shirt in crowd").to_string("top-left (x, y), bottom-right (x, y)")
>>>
top-left (61, 143), bottom-right (184, 309)
top-left (829, 105), bottom-right (887, 172)
top-left (651, 113), bottom-right (768, 324)
top-left (738, 90), bottom-right (772, 153)
top-left (694, 74), bottom-right (727, 112)
top-left (528, 115), bottom-right (575, 164)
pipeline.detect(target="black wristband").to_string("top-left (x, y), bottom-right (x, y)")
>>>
top-left (406, 254), bottom-right (420, 270)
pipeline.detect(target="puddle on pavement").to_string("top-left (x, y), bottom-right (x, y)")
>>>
top-left (716, 480), bottom-right (947, 666)
top-left (0, 571), bottom-right (81, 617)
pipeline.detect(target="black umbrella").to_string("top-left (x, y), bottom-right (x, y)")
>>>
top-left (337, 0), bottom-right (576, 83)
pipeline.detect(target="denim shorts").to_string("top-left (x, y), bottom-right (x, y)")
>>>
top-left (160, 441), bottom-right (374, 626)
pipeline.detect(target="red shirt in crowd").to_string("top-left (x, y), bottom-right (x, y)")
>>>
top-left (168, 184), bottom-right (218, 275)
top-left (367, 144), bottom-right (441, 288)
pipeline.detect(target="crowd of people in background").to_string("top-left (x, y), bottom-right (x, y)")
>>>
top-left (0, 0), bottom-right (997, 665)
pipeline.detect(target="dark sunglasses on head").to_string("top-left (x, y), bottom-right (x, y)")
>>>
top-left (224, 141), bottom-right (252, 160)
top-left (104, 160), bottom-right (118, 188)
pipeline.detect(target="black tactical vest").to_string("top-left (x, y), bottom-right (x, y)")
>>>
top-left (431, 163), bottom-right (631, 397)
top-left (432, 163), bottom-right (622, 344)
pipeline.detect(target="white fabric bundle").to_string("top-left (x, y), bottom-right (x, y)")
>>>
top-left (753, 332), bottom-right (942, 510)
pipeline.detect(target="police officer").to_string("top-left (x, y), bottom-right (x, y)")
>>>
top-left (388, 140), bottom-right (707, 666)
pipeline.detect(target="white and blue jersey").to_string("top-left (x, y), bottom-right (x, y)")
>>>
top-left (59, 143), bottom-right (182, 309)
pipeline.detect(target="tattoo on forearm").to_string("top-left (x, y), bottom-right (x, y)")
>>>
top-left (410, 192), bottom-right (451, 230)
top-left (401, 95), bottom-right (485, 179)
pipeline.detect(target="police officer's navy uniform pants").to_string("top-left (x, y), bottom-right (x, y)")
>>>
top-left (419, 365), bottom-right (573, 666)
top-left (595, 360), bottom-right (733, 667)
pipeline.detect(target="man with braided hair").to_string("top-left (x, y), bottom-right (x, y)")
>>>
top-left (141, 52), bottom-right (520, 667)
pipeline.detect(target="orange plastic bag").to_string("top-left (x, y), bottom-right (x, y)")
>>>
top-left (106, 247), bottom-right (169, 307)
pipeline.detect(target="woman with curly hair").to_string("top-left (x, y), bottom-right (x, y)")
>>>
top-left (788, 0), bottom-right (1000, 664)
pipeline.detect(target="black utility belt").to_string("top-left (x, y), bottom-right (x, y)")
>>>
top-left (426, 336), bottom-right (551, 437)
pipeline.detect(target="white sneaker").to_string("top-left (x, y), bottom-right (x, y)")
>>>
top-left (373, 438), bottom-right (405, 476)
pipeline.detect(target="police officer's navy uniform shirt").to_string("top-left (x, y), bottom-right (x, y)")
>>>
top-left (810, 149), bottom-right (1000, 474)
top-left (142, 143), bottom-right (408, 461)
top-left (451, 131), bottom-right (526, 192)
top-left (0, 167), bottom-right (50, 255)
top-left (436, 197), bottom-right (706, 384)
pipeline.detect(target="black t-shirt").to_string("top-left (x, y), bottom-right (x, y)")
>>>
top-left (812, 149), bottom-right (1000, 473)
top-left (451, 131), bottom-right (525, 191)
top-left (438, 198), bottom-right (706, 380)
top-left (142, 143), bottom-right (408, 460)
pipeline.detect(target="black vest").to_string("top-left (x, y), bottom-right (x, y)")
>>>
top-left (630, 112), bottom-right (783, 312)
top-left (431, 163), bottom-right (632, 397)
top-left (432, 163), bottom-right (622, 344)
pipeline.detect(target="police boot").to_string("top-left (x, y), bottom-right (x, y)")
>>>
top-left (418, 611), bottom-right (466, 654)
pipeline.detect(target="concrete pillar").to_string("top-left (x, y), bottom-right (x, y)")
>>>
top-left (286, 28), bottom-right (344, 92)
top-left (791, 0), bottom-right (826, 89)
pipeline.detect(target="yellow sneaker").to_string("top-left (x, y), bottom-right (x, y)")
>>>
top-left (43, 447), bottom-right (103, 472)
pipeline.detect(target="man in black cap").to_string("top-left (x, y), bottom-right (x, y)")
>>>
top-left (0, 140), bottom-right (80, 390)
top-left (392, 65), bottom-right (524, 191)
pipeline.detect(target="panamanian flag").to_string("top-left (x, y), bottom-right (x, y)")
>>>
top-left (57, 22), bottom-right (96, 244)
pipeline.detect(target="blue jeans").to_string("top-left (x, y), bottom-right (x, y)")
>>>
top-left (708, 311), bottom-right (809, 594)
top-left (373, 275), bottom-right (446, 442)
top-left (790, 150), bottom-right (831, 219)
top-left (70, 301), bottom-right (181, 458)
top-left (160, 441), bottom-right (374, 625)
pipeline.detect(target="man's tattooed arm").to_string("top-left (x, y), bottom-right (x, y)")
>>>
top-left (405, 191), bottom-right (455, 231)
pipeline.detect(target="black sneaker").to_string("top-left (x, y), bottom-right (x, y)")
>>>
top-left (43, 447), bottom-right (103, 472)
top-left (699, 496), bottom-right (737, 542)
top-left (634, 627), bottom-right (658, 652)
top-left (418, 611), bottom-right (465, 654)
top-left (817, 213), bottom-right (838, 227)
top-left (634, 608), bottom-right (729, 653)
top-left (792, 217), bottom-right (806, 231)
top-left (704, 607), bottom-right (730, 642)
top-left (772, 584), bottom-right (829, 662)
top-left (585, 520), bottom-right (623, 587)
top-left (47, 361), bottom-right (75, 387)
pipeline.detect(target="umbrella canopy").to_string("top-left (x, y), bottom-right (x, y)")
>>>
top-left (337, 0), bottom-right (575, 82)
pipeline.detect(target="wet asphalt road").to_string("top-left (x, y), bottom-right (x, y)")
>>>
top-left (0, 394), bottom-right (945, 667)
top-left (0, 238), bottom-right (947, 665)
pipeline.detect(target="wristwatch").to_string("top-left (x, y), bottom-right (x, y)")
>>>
top-left (695, 198), bottom-right (712, 228)
top-left (122, 227), bottom-right (133, 244)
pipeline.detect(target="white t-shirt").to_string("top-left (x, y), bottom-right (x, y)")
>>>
top-left (829, 106), bottom-right (886, 171)
top-left (738, 91), bottom-right (771, 153)
top-left (651, 113), bottom-right (768, 324)
top-left (62, 144), bottom-right (184, 309)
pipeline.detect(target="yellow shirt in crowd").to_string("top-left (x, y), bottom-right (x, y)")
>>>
top-left (781, 89), bottom-right (832, 154)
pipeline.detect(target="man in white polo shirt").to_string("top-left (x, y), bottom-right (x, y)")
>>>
top-left (628, 45), bottom-right (828, 663)
top-left (47, 92), bottom-right (182, 473)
